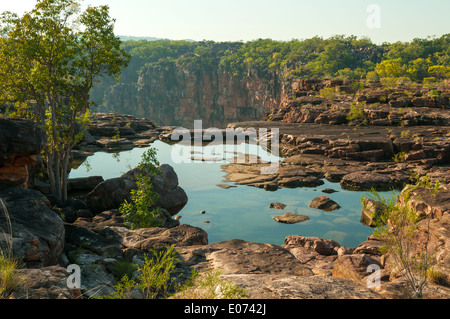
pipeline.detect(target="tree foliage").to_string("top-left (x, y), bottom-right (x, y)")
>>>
top-left (0, 0), bottom-right (130, 203)
top-left (95, 34), bottom-right (449, 101)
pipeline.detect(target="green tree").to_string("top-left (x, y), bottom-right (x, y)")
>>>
top-left (375, 58), bottom-right (404, 78)
top-left (0, 0), bottom-right (130, 204)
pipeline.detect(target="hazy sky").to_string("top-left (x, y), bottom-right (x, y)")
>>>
top-left (1, 0), bottom-right (449, 44)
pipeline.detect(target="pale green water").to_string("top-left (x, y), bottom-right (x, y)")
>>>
top-left (69, 140), bottom-right (391, 248)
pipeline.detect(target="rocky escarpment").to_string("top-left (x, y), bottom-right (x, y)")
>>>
top-left (0, 116), bottom-right (45, 189)
top-left (93, 66), bottom-right (282, 128)
top-left (268, 79), bottom-right (450, 126)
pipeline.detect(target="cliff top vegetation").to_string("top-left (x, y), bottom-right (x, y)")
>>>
top-left (117, 34), bottom-right (450, 84)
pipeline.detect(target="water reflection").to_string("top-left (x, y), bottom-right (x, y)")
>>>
top-left (69, 140), bottom-right (392, 248)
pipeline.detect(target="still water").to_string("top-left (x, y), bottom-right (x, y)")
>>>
top-left (69, 140), bottom-right (388, 248)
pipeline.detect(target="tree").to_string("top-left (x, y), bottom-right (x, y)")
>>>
top-left (0, 0), bottom-right (130, 203)
top-left (375, 58), bottom-right (404, 78)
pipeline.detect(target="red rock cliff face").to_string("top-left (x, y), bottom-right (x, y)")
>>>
top-left (96, 65), bottom-right (282, 128)
top-left (0, 116), bottom-right (44, 189)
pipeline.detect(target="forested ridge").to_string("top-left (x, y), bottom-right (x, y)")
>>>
top-left (112, 34), bottom-right (450, 86)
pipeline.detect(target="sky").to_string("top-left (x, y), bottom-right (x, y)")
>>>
top-left (1, 0), bottom-right (449, 44)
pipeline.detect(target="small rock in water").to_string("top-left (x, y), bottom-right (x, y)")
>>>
top-left (309, 196), bottom-right (341, 211)
top-left (201, 210), bottom-right (206, 214)
top-left (216, 184), bottom-right (237, 189)
top-left (269, 202), bottom-right (287, 210)
top-left (322, 188), bottom-right (339, 194)
top-left (204, 220), bottom-right (210, 224)
top-left (273, 212), bottom-right (310, 224)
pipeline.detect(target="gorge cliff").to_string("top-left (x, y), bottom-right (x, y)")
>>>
top-left (92, 66), bottom-right (282, 128)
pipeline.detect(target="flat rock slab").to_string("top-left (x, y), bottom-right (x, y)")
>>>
top-left (221, 274), bottom-right (383, 299)
top-left (120, 224), bottom-right (209, 252)
top-left (273, 212), bottom-right (310, 224)
top-left (340, 171), bottom-right (401, 191)
top-left (205, 239), bottom-right (313, 277)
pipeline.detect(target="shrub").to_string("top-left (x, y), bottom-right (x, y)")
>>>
top-left (319, 87), bottom-right (337, 101)
top-left (101, 244), bottom-right (247, 300)
top-left (393, 152), bottom-right (407, 163)
top-left (380, 77), bottom-right (398, 89)
top-left (347, 102), bottom-right (366, 124)
top-left (0, 199), bottom-right (21, 299)
top-left (368, 176), bottom-right (440, 299)
top-left (119, 148), bottom-right (164, 229)
top-left (423, 77), bottom-right (436, 84)
top-left (172, 269), bottom-right (247, 299)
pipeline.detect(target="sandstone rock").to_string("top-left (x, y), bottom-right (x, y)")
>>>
top-left (86, 164), bottom-right (188, 215)
top-left (64, 222), bottom-right (123, 256)
top-left (361, 197), bottom-right (387, 227)
top-left (269, 202), bottom-right (287, 210)
top-left (120, 224), bottom-right (208, 252)
top-left (284, 235), bottom-right (341, 256)
top-left (309, 196), bottom-right (341, 211)
top-left (332, 253), bottom-right (382, 284)
top-left (67, 176), bottom-right (104, 193)
top-left (12, 266), bottom-right (82, 299)
top-left (205, 239), bottom-right (313, 276)
top-left (353, 238), bottom-right (385, 255)
top-left (399, 185), bottom-right (450, 218)
top-left (0, 187), bottom-right (65, 268)
top-left (273, 212), bottom-right (310, 224)
top-left (0, 116), bottom-right (45, 189)
top-left (341, 171), bottom-right (397, 191)
top-left (220, 274), bottom-right (383, 299)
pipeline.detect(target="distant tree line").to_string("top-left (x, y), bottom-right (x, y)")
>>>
top-left (114, 34), bottom-right (450, 85)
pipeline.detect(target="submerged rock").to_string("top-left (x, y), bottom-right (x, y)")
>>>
top-left (273, 212), bottom-right (310, 224)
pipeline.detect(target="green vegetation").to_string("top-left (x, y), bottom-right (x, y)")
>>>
top-left (101, 245), bottom-right (246, 300)
top-left (97, 34), bottom-right (450, 94)
top-left (0, 0), bottom-right (130, 204)
top-left (346, 102), bottom-right (366, 124)
top-left (365, 175), bottom-right (442, 299)
top-left (119, 148), bottom-right (165, 229)
top-left (393, 152), bottom-right (407, 163)
top-left (0, 199), bottom-right (20, 299)
top-left (319, 87), bottom-right (337, 101)
top-left (173, 269), bottom-right (247, 299)
top-left (0, 255), bottom-right (20, 299)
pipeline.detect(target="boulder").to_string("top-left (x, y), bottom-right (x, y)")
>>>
top-left (284, 235), bottom-right (341, 256)
top-left (332, 253), bottom-right (382, 285)
top-left (85, 164), bottom-right (188, 215)
top-left (309, 196), bottom-right (341, 211)
top-left (0, 187), bottom-right (65, 268)
top-left (119, 224), bottom-right (208, 252)
top-left (67, 176), bottom-right (104, 193)
top-left (361, 197), bottom-right (387, 227)
top-left (0, 116), bottom-right (45, 189)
